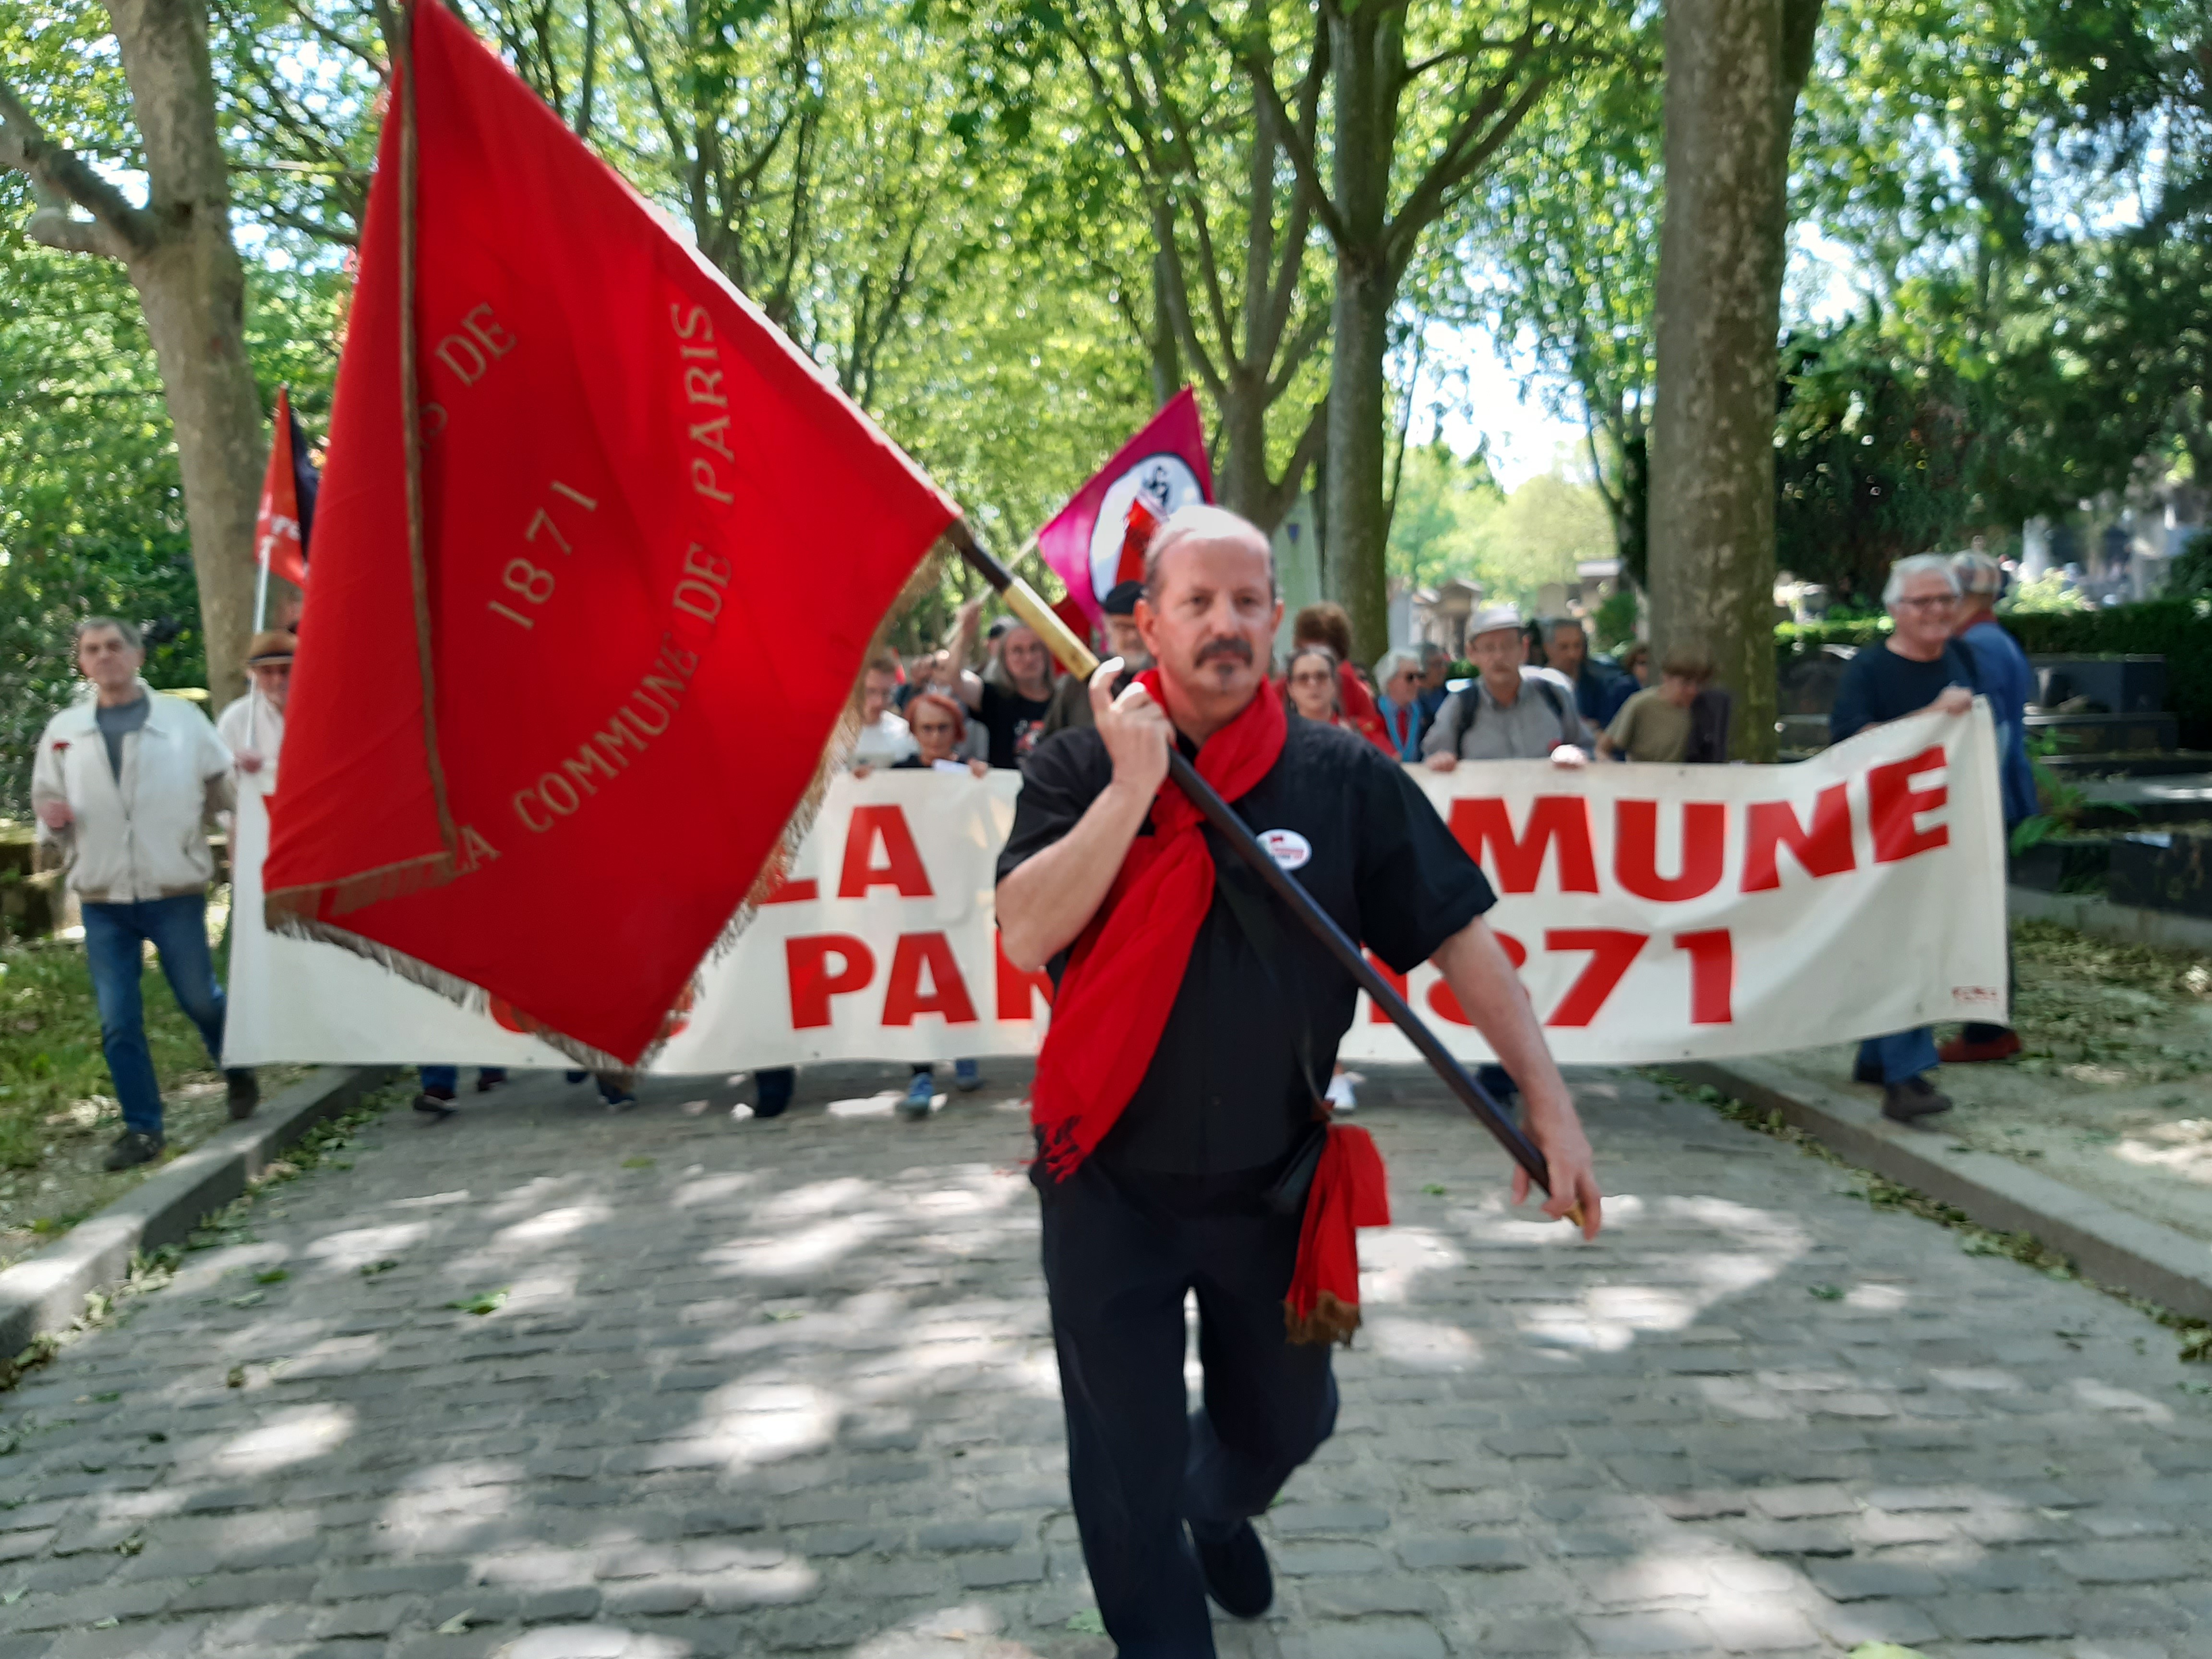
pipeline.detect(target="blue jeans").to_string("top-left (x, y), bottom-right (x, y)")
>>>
top-left (420, 1066), bottom-right (507, 1095)
top-left (1858, 1029), bottom-right (1938, 1086)
top-left (83, 893), bottom-right (227, 1137)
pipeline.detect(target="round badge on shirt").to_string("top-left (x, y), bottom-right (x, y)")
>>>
top-left (1260, 829), bottom-right (1312, 871)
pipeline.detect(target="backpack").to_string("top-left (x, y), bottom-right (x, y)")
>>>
top-left (1444, 673), bottom-right (1574, 757)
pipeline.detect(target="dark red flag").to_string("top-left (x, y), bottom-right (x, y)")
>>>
top-left (1036, 388), bottom-right (1212, 628)
top-left (264, 0), bottom-right (957, 1063)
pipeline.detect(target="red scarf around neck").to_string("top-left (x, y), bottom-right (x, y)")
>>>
top-left (1026, 666), bottom-right (1391, 1346)
top-left (1030, 668), bottom-right (1284, 1178)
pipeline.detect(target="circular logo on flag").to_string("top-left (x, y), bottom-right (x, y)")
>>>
top-left (1088, 452), bottom-right (1208, 606)
top-left (1259, 828), bottom-right (1312, 871)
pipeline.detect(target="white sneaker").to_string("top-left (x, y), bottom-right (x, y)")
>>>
top-left (1325, 1073), bottom-right (1357, 1114)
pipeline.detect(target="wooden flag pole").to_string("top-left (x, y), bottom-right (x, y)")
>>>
top-left (941, 520), bottom-right (1562, 1202)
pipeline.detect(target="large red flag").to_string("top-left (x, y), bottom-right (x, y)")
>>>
top-left (252, 386), bottom-right (311, 589)
top-left (264, 0), bottom-right (957, 1063)
top-left (1036, 388), bottom-right (1213, 628)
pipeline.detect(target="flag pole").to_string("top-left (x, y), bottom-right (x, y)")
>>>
top-left (940, 519), bottom-right (1562, 1202)
top-left (392, 0), bottom-right (458, 856)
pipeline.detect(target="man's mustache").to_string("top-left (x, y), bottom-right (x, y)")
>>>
top-left (1195, 637), bottom-right (1254, 667)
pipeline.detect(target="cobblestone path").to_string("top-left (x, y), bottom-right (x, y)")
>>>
top-left (4, 1062), bottom-right (2212, 1659)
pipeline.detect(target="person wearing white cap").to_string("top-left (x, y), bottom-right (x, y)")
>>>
top-left (1417, 603), bottom-right (1589, 1115)
top-left (1420, 604), bottom-right (1591, 770)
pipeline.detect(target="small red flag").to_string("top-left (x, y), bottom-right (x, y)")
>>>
top-left (1037, 388), bottom-right (1213, 629)
top-left (253, 387), bottom-right (310, 589)
top-left (264, 0), bottom-right (957, 1063)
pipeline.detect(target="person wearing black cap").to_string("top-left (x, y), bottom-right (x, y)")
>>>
top-left (1042, 580), bottom-right (1150, 739)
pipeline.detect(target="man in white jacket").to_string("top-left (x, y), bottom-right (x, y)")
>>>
top-left (30, 618), bottom-right (257, 1170)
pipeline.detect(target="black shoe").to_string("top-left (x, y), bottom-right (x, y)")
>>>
top-left (754, 1069), bottom-right (794, 1119)
top-left (225, 1068), bottom-right (259, 1121)
top-left (1853, 1056), bottom-right (1883, 1085)
top-left (104, 1130), bottom-right (165, 1171)
top-left (413, 1089), bottom-right (458, 1120)
top-left (1881, 1076), bottom-right (1952, 1123)
top-left (1191, 1519), bottom-right (1272, 1619)
top-left (474, 1071), bottom-right (505, 1094)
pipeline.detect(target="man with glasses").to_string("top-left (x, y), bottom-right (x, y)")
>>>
top-left (1828, 553), bottom-right (1981, 1122)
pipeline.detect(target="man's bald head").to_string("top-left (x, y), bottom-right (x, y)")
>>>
top-left (1142, 504), bottom-right (1276, 603)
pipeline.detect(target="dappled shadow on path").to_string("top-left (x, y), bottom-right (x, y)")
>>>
top-left (3, 1064), bottom-right (2212, 1657)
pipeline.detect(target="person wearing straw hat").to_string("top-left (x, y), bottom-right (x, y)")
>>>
top-left (216, 630), bottom-right (297, 791)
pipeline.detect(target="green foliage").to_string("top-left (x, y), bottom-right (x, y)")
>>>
top-left (0, 213), bottom-right (204, 819)
top-left (1590, 584), bottom-right (1638, 652)
top-left (0, 935), bottom-right (216, 1173)
top-left (1475, 470), bottom-right (1615, 611)
top-left (1445, 20), bottom-right (1661, 584)
top-left (8, 0), bottom-right (2211, 739)
top-left (1792, 0), bottom-right (2212, 523)
top-left (2006, 570), bottom-right (2095, 613)
top-left (1385, 452), bottom-right (1612, 612)
top-left (1385, 440), bottom-right (1502, 590)
top-left (1772, 316), bottom-right (1983, 594)
top-left (2171, 530), bottom-right (2212, 598)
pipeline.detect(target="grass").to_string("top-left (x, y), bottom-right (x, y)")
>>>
top-left (0, 932), bottom-right (222, 1172)
top-left (0, 907), bottom-right (308, 1264)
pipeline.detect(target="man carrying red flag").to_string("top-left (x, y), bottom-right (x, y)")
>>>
top-left (996, 505), bottom-right (1603, 1652)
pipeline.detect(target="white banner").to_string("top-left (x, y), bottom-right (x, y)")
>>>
top-left (226, 705), bottom-right (2009, 1070)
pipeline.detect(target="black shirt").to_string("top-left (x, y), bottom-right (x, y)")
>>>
top-left (1830, 639), bottom-right (1980, 743)
top-left (997, 717), bottom-right (1495, 1175)
top-left (977, 682), bottom-right (1054, 769)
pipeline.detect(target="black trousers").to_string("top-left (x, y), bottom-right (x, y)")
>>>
top-left (1039, 1155), bottom-right (1338, 1657)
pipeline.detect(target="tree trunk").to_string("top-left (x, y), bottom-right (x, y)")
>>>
top-left (1324, 264), bottom-right (1394, 654)
top-left (110, 0), bottom-right (262, 700)
top-left (1320, 3), bottom-right (1399, 663)
top-left (1146, 248), bottom-right (1183, 409)
top-left (1216, 368), bottom-right (1273, 525)
top-left (1647, 0), bottom-right (1821, 762)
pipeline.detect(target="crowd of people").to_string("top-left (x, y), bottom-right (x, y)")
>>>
top-left (825, 548), bottom-right (2032, 1129)
top-left (25, 541), bottom-right (2032, 1162)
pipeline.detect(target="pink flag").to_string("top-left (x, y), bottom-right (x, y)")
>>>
top-left (1037, 388), bottom-right (1213, 628)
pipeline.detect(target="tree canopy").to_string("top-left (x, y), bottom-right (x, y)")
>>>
top-left (3, 0), bottom-right (2208, 809)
